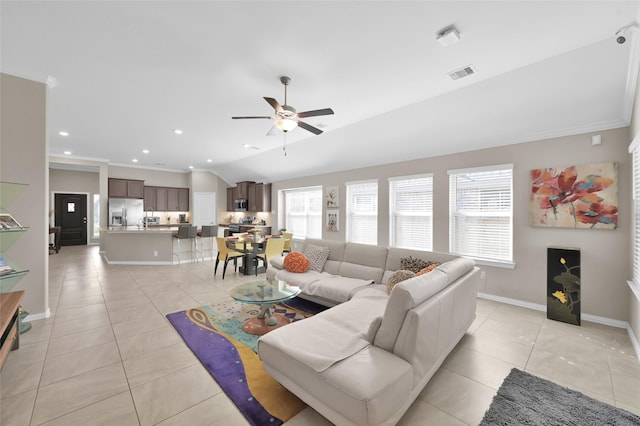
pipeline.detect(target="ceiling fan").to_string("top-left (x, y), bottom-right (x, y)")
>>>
top-left (232, 76), bottom-right (334, 135)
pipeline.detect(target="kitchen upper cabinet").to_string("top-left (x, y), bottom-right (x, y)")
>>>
top-left (236, 181), bottom-right (253, 199)
top-left (109, 178), bottom-right (144, 199)
top-left (143, 186), bottom-right (187, 212)
top-left (227, 188), bottom-right (233, 211)
top-left (156, 187), bottom-right (168, 211)
top-left (178, 188), bottom-right (189, 211)
top-left (248, 182), bottom-right (272, 212)
top-left (144, 186), bottom-right (156, 211)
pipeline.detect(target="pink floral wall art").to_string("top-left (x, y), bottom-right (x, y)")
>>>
top-left (530, 162), bottom-right (618, 229)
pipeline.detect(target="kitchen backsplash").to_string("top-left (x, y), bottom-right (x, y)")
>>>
top-left (218, 211), bottom-right (272, 225)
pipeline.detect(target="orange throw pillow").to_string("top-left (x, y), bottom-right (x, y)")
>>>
top-left (284, 252), bottom-right (309, 273)
top-left (416, 263), bottom-right (440, 276)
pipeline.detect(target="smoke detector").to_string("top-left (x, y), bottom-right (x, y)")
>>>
top-left (436, 26), bottom-right (460, 46)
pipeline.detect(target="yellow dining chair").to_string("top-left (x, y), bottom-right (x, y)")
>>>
top-left (282, 232), bottom-right (293, 254)
top-left (215, 237), bottom-right (244, 279)
top-left (257, 237), bottom-right (286, 273)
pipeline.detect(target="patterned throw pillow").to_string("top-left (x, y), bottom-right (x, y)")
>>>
top-left (303, 244), bottom-right (330, 272)
top-left (416, 263), bottom-right (440, 276)
top-left (400, 256), bottom-right (432, 274)
top-left (284, 252), bottom-right (309, 273)
top-left (386, 270), bottom-right (416, 294)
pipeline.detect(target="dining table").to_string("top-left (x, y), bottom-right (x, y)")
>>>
top-left (225, 233), bottom-right (267, 276)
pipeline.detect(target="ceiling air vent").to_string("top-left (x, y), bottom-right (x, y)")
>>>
top-left (447, 65), bottom-right (477, 80)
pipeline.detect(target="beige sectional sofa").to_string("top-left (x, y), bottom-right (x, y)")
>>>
top-left (258, 239), bottom-right (481, 425)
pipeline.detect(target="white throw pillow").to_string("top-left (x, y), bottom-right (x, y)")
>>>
top-left (303, 244), bottom-right (331, 272)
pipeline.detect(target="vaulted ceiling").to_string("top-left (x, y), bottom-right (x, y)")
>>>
top-left (2, 1), bottom-right (639, 184)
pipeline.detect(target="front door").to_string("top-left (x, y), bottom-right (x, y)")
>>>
top-left (55, 194), bottom-right (87, 246)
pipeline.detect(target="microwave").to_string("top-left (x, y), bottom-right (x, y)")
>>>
top-left (234, 199), bottom-right (248, 211)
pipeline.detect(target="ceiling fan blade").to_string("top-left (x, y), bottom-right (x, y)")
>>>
top-left (231, 116), bottom-right (272, 119)
top-left (297, 120), bottom-right (323, 135)
top-left (266, 126), bottom-right (279, 136)
top-left (264, 97), bottom-right (284, 113)
top-left (297, 108), bottom-right (334, 118)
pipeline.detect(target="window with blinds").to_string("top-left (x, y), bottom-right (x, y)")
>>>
top-left (389, 174), bottom-right (433, 250)
top-left (632, 141), bottom-right (640, 287)
top-left (284, 187), bottom-right (322, 239)
top-left (346, 180), bottom-right (378, 245)
top-left (449, 164), bottom-right (513, 264)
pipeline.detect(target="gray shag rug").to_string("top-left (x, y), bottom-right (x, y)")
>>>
top-left (480, 368), bottom-right (640, 425)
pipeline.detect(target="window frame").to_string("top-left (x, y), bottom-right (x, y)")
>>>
top-left (282, 186), bottom-right (322, 239)
top-left (388, 173), bottom-right (434, 250)
top-left (629, 137), bottom-right (640, 301)
top-left (448, 164), bottom-right (515, 268)
top-left (345, 179), bottom-right (378, 245)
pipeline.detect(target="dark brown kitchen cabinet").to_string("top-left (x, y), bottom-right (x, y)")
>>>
top-left (178, 188), bottom-right (189, 211)
top-left (143, 186), bottom-right (187, 211)
top-left (144, 186), bottom-right (156, 211)
top-left (109, 178), bottom-right (144, 199)
top-left (248, 183), bottom-right (272, 212)
top-left (227, 188), bottom-right (234, 211)
top-left (236, 181), bottom-right (253, 199)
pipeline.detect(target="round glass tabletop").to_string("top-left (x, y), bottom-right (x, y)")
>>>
top-left (230, 279), bottom-right (301, 305)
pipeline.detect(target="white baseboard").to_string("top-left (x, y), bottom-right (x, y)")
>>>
top-left (24, 307), bottom-right (51, 322)
top-left (478, 292), bottom-right (640, 360)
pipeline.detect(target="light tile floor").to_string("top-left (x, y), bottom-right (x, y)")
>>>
top-left (1, 245), bottom-right (639, 425)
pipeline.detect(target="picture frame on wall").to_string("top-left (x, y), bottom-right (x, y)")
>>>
top-left (326, 209), bottom-right (339, 232)
top-left (325, 186), bottom-right (339, 208)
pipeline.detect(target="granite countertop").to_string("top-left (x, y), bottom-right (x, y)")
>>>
top-left (103, 226), bottom-right (181, 233)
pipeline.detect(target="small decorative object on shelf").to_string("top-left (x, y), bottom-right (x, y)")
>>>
top-left (18, 306), bottom-right (31, 334)
top-left (0, 213), bottom-right (22, 229)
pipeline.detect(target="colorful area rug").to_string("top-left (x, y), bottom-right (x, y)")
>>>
top-left (166, 297), bottom-right (327, 426)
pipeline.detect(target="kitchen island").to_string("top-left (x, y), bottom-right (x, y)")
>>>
top-left (101, 226), bottom-right (192, 264)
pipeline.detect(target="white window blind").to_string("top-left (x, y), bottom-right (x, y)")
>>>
top-left (632, 141), bottom-right (640, 287)
top-left (284, 187), bottom-right (322, 239)
top-left (389, 174), bottom-right (433, 250)
top-left (449, 165), bottom-right (513, 264)
top-left (346, 180), bottom-right (378, 245)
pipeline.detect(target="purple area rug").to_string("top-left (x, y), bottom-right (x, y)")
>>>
top-left (166, 297), bottom-right (327, 426)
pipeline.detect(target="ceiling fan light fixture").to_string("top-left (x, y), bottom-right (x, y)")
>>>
top-left (274, 118), bottom-right (298, 132)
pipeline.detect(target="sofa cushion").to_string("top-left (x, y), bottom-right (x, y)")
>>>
top-left (284, 252), bottom-right (310, 273)
top-left (386, 270), bottom-right (416, 294)
top-left (274, 269), bottom-right (325, 291)
top-left (436, 257), bottom-right (476, 284)
top-left (343, 243), bottom-right (389, 269)
top-left (303, 276), bottom-right (374, 304)
top-left (373, 270), bottom-right (449, 352)
top-left (338, 262), bottom-right (385, 283)
top-left (258, 292), bottom-right (387, 372)
top-left (303, 244), bottom-right (331, 272)
top-left (303, 239), bottom-right (346, 262)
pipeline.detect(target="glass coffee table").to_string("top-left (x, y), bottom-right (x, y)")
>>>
top-left (230, 279), bottom-right (301, 335)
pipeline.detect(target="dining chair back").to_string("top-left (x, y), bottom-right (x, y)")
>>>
top-left (257, 237), bottom-right (286, 273)
top-left (282, 232), bottom-right (293, 254)
top-left (215, 237), bottom-right (243, 279)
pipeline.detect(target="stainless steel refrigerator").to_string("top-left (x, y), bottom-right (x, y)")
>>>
top-left (108, 198), bottom-right (144, 227)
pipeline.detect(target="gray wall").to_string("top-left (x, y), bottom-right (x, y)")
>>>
top-left (272, 127), bottom-right (632, 323)
top-left (109, 165), bottom-right (189, 188)
top-left (0, 73), bottom-right (49, 316)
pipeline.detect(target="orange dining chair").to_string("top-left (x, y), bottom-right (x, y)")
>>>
top-left (215, 237), bottom-right (243, 279)
top-left (257, 237), bottom-right (286, 274)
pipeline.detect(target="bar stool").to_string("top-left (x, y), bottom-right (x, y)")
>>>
top-left (173, 226), bottom-right (197, 263)
top-left (197, 225), bottom-right (218, 261)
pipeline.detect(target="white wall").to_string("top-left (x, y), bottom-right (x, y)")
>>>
top-left (272, 127), bottom-right (632, 323)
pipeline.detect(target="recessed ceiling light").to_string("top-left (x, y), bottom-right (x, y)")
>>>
top-left (132, 158), bottom-right (138, 163)
top-left (188, 165), bottom-right (194, 169)
top-left (63, 150), bottom-right (71, 155)
top-left (59, 131), bottom-right (69, 136)
top-left (243, 144), bottom-right (260, 150)
top-left (173, 129), bottom-right (183, 135)
top-left (142, 149), bottom-right (149, 154)
top-left (436, 25), bottom-right (460, 46)
top-left (207, 159), bottom-right (212, 163)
